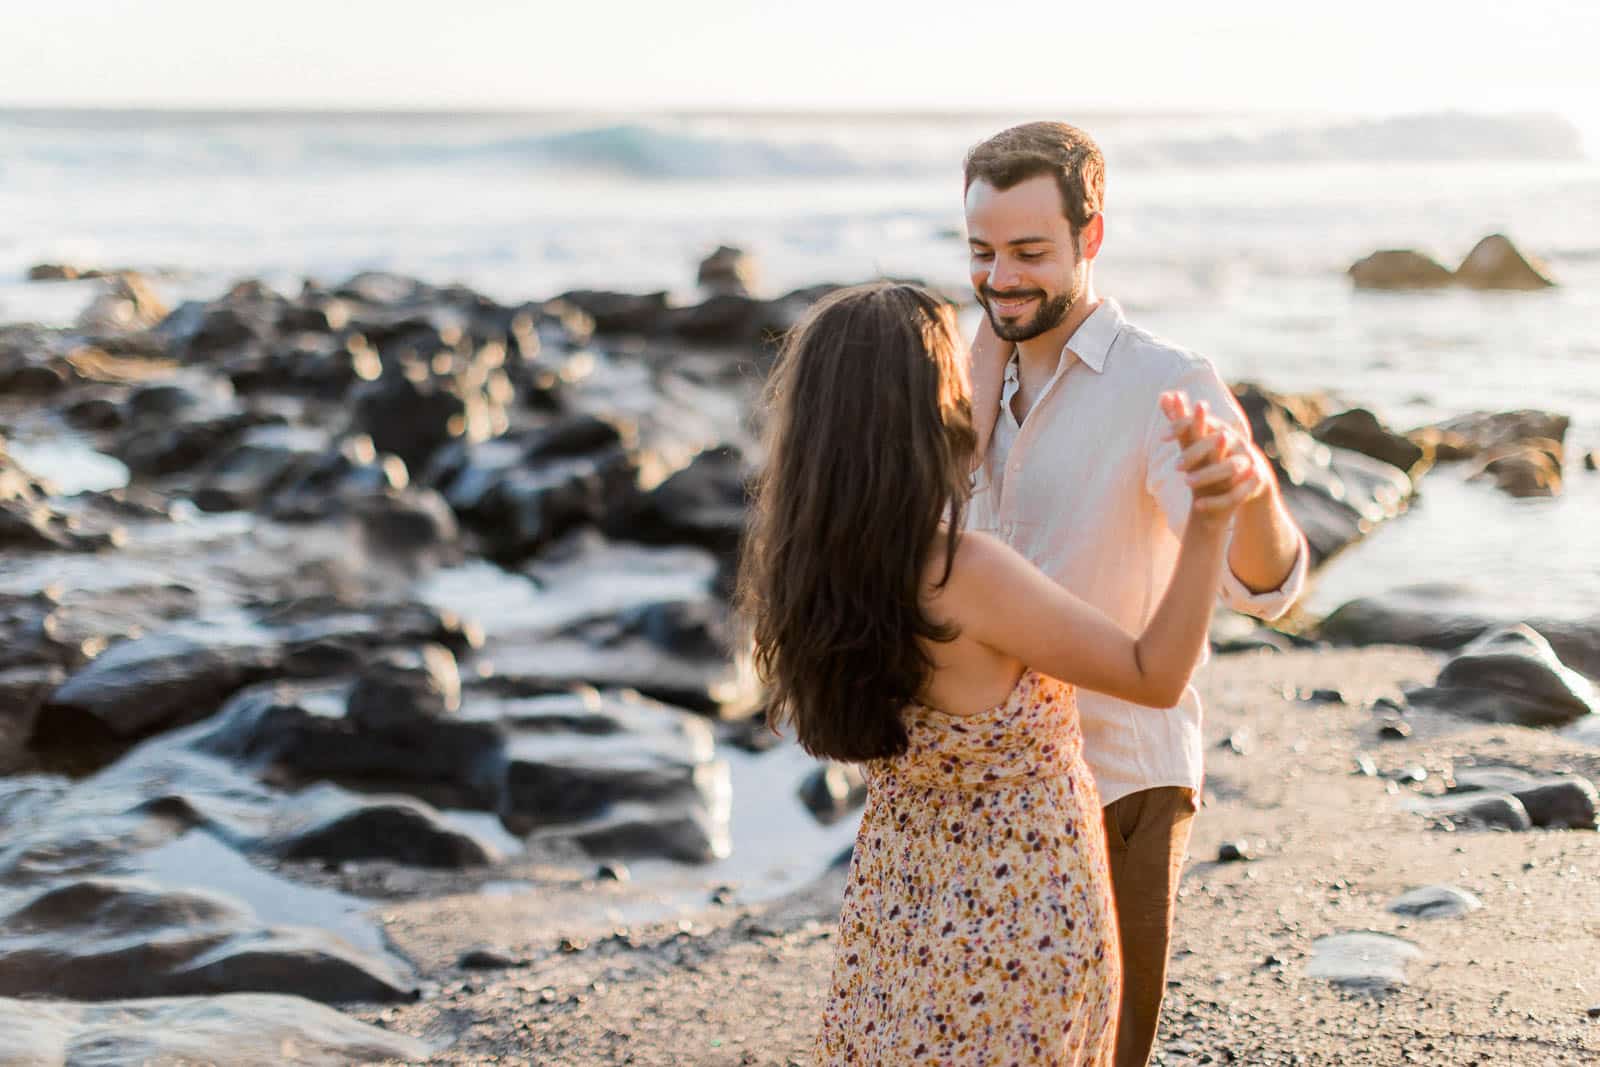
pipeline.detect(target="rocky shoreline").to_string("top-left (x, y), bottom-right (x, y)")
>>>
top-left (1, 266), bottom-right (1596, 1064)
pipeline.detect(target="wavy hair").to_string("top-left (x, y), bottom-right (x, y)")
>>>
top-left (738, 282), bottom-right (976, 762)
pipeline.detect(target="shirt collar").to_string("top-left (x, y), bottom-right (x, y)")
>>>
top-left (1062, 298), bottom-right (1122, 374)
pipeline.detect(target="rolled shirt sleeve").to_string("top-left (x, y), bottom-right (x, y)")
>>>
top-left (1144, 360), bottom-right (1308, 621)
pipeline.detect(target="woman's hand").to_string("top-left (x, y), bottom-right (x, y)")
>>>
top-left (1159, 391), bottom-right (1265, 525)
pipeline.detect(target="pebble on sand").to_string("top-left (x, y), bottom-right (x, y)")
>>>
top-left (1386, 884), bottom-right (1484, 919)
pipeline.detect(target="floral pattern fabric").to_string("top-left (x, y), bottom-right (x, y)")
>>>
top-left (815, 669), bottom-right (1120, 1066)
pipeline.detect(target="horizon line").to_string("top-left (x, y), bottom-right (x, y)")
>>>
top-left (0, 101), bottom-right (1540, 122)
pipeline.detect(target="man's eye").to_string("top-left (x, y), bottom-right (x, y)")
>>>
top-left (971, 251), bottom-right (994, 261)
top-left (1018, 252), bottom-right (1044, 261)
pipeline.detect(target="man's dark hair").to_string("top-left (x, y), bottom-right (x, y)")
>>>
top-left (964, 121), bottom-right (1105, 235)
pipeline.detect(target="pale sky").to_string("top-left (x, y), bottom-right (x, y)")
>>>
top-left (4, 0), bottom-right (1598, 125)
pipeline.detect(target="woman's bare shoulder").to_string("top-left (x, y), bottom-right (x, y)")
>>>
top-left (925, 529), bottom-right (1026, 607)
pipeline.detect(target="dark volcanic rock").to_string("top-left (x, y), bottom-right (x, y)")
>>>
top-left (347, 488), bottom-right (461, 569)
top-left (63, 394), bottom-right (126, 430)
top-left (556, 290), bottom-right (671, 334)
top-left (1449, 766), bottom-right (1598, 830)
top-left (458, 945), bottom-right (523, 970)
top-left (348, 369), bottom-right (485, 474)
top-left (697, 245), bottom-right (759, 296)
top-left (190, 681), bottom-right (504, 811)
top-left (426, 417), bottom-right (640, 561)
top-left (126, 375), bottom-right (235, 422)
top-left (0, 992), bottom-right (432, 1066)
top-left (346, 644), bottom-right (463, 732)
top-left (27, 263), bottom-right (83, 281)
top-left (0, 665), bottom-right (64, 772)
top-left (667, 292), bottom-right (801, 346)
top-left (266, 784), bottom-right (498, 868)
top-left (156, 300), bottom-right (270, 362)
top-left (264, 434), bottom-right (408, 522)
top-left (461, 532), bottom-right (747, 714)
top-left (799, 763), bottom-right (868, 825)
top-left (481, 689), bottom-right (731, 863)
top-left (1410, 790), bottom-right (1532, 831)
top-left (0, 446), bottom-right (124, 553)
top-left (1466, 440), bottom-right (1564, 498)
top-left (47, 629), bottom-right (285, 739)
top-left (191, 678), bottom-right (733, 863)
top-left (115, 410), bottom-right (285, 479)
top-left (0, 877), bottom-right (416, 1002)
top-left (1347, 250), bottom-right (1455, 290)
top-left (1316, 585), bottom-right (1600, 679)
top-left (1233, 383), bottom-right (1412, 566)
top-left (1405, 625), bottom-right (1597, 729)
top-left (1414, 410), bottom-right (1569, 461)
top-left (616, 444), bottom-right (749, 559)
top-left (1311, 408), bottom-right (1426, 474)
top-left (1454, 234), bottom-right (1557, 290)
top-left (192, 424), bottom-right (326, 513)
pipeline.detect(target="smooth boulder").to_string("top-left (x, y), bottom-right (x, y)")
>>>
top-left (1405, 625), bottom-right (1597, 729)
top-left (1449, 766), bottom-right (1598, 830)
top-left (1466, 440), bottom-right (1564, 498)
top-left (0, 993), bottom-right (433, 1066)
top-left (1233, 383), bottom-right (1413, 566)
top-left (0, 665), bottom-right (64, 772)
top-left (697, 245), bottom-right (759, 296)
top-left (47, 629), bottom-right (285, 739)
top-left (1386, 884), bottom-right (1483, 919)
top-left (0, 877), bottom-right (416, 1002)
top-left (1454, 234), bottom-right (1557, 290)
top-left (1316, 584), bottom-right (1600, 679)
top-left (482, 689), bottom-right (732, 863)
top-left (1408, 790), bottom-right (1532, 831)
top-left (1311, 408), bottom-right (1426, 474)
top-left (1347, 250), bottom-right (1454, 290)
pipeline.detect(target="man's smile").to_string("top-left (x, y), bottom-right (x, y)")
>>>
top-left (988, 292), bottom-right (1040, 316)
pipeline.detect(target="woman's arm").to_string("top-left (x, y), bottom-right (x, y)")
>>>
top-left (949, 392), bottom-right (1258, 707)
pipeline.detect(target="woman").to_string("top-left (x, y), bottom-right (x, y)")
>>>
top-left (738, 282), bottom-right (1260, 1065)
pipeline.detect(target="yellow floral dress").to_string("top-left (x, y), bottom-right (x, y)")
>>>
top-left (814, 669), bottom-right (1120, 1066)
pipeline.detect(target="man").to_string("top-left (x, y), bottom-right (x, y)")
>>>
top-left (962, 121), bottom-right (1307, 1067)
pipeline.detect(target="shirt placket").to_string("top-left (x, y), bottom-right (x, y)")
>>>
top-left (997, 353), bottom-right (1078, 536)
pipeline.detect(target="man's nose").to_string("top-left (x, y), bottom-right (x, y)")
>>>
top-left (989, 258), bottom-right (1018, 292)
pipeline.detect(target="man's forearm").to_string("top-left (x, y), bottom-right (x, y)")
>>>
top-left (1227, 486), bottom-right (1302, 594)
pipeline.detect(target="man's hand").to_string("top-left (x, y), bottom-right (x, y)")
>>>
top-left (1159, 391), bottom-right (1266, 525)
top-left (1161, 392), bottom-right (1299, 595)
top-left (968, 315), bottom-right (1012, 469)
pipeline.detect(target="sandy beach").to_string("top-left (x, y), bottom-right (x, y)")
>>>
top-left (333, 646), bottom-right (1600, 1066)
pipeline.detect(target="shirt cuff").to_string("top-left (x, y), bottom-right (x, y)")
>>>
top-left (1219, 530), bottom-right (1308, 621)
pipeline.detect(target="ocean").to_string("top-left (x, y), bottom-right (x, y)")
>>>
top-left (3, 107), bottom-right (1597, 619)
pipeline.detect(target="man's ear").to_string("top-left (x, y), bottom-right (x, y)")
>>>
top-left (1080, 214), bottom-right (1105, 260)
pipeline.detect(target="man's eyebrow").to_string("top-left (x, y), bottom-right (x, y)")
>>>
top-left (967, 236), bottom-right (1055, 247)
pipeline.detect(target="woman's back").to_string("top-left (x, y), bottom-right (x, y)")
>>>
top-left (912, 529), bottom-right (1041, 719)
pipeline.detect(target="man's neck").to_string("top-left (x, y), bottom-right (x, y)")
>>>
top-left (1014, 292), bottom-right (1102, 381)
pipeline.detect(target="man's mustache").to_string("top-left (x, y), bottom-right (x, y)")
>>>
top-left (981, 287), bottom-right (1046, 303)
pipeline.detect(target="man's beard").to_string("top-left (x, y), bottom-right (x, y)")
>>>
top-left (980, 272), bottom-right (1085, 342)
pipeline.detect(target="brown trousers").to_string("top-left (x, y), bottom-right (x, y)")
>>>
top-left (1101, 786), bottom-right (1198, 1067)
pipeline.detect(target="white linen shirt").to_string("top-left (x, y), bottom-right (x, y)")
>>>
top-left (968, 298), bottom-right (1308, 807)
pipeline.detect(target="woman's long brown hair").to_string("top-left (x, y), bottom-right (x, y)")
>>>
top-left (738, 282), bottom-right (977, 762)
